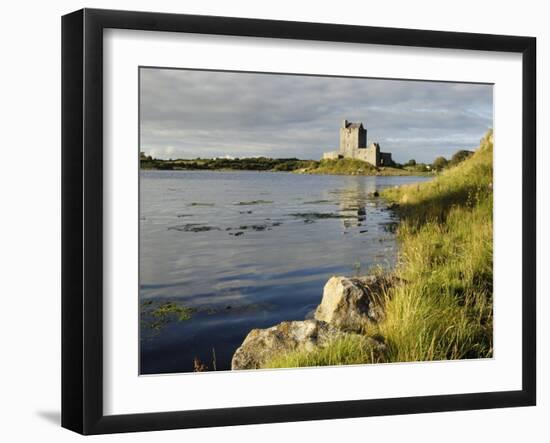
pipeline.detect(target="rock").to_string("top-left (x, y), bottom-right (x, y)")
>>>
top-left (231, 274), bottom-right (399, 370)
top-left (314, 276), bottom-right (389, 332)
top-left (231, 319), bottom-right (338, 370)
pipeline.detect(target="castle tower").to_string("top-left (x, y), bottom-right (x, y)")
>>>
top-left (339, 121), bottom-right (367, 157)
top-left (323, 120), bottom-right (393, 167)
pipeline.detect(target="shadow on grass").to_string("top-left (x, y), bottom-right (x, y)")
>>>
top-left (394, 183), bottom-right (491, 227)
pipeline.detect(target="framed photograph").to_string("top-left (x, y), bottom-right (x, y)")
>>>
top-left (61, 8), bottom-right (536, 434)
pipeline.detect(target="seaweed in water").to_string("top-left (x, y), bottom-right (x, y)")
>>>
top-left (303, 199), bottom-right (333, 204)
top-left (289, 212), bottom-right (353, 222)
top-left (227, 221), bottom-right (283, 234)
top-left (168, 223), bottom-right (221, 232)
top-left (235, 200), bottom-right (273, 205)
top-left (380, 221), bottom-right (399, 233)
top-left (188, 202), bottom-right (215, 207)
top-left (140, 300), bottom-right (195, 335)
top-left (239, 224), bottom-right (267, 231)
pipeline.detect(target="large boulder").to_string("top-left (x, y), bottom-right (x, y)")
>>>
top-left (231, 319), bottom-right (338, 370)
top-left (314, 275), bottom-right (389, 332)
top-left (231, 274), bottom-right (396, 370)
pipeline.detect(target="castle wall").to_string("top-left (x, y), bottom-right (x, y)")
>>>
top-left (379, 152), bottom-right (394, 166)
top-left (364, 143), bottom-right (379, 166)
top-left (347, 143), bottom-right (389, 167)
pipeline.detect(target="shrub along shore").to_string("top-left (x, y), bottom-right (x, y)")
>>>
top-left (262, 130), bottom-right (494, 368)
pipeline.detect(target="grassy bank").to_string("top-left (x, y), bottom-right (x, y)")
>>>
top-left (265, 131), bottom-right (493, 368)
top-left (298, 157), bottom-right (431, 176)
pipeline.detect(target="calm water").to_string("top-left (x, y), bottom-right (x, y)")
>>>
top-left (139, 170), bottom-right (430, 374)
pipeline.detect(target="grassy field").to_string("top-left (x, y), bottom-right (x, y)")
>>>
top-left (299, 157), bottom-right (431, 176)
top-left (264, 130), bottom-right (493, 368)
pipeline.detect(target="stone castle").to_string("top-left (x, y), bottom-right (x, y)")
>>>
top-left (323, 120), bottom-right (394, 167)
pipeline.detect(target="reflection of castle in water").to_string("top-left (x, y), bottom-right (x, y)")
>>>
top-left (332, 178), bottom-right (379, 229)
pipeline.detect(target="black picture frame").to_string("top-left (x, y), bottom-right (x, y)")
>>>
top-left (61, 8), bottom-right (536, 435)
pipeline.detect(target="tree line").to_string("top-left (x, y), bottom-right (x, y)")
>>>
top-left (400, 149), bottom-right (474, 172)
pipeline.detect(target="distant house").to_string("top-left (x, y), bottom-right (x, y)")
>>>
top-left (323, 120), bottom-right (394, 167)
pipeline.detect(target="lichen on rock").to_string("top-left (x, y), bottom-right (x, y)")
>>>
top-left (314, 275), bottom-right (390, 333)
top-left (231, 319), bottom-right (339, 370)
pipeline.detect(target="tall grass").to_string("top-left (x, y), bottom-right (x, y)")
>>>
top-left (305, 158), bottom-right (423, 176)
top-left (309, 158), bottom-right (378, 175)
top-left (264, 334), bottom-right (387, 369)
top-left (264, 131), bottom-right (493, 368)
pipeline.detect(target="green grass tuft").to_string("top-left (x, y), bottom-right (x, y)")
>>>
top-left (264, 334), bottom-right (387, 369)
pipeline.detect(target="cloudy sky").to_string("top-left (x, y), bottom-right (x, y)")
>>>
top-left (140, 68), bottom-right (493, 164)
